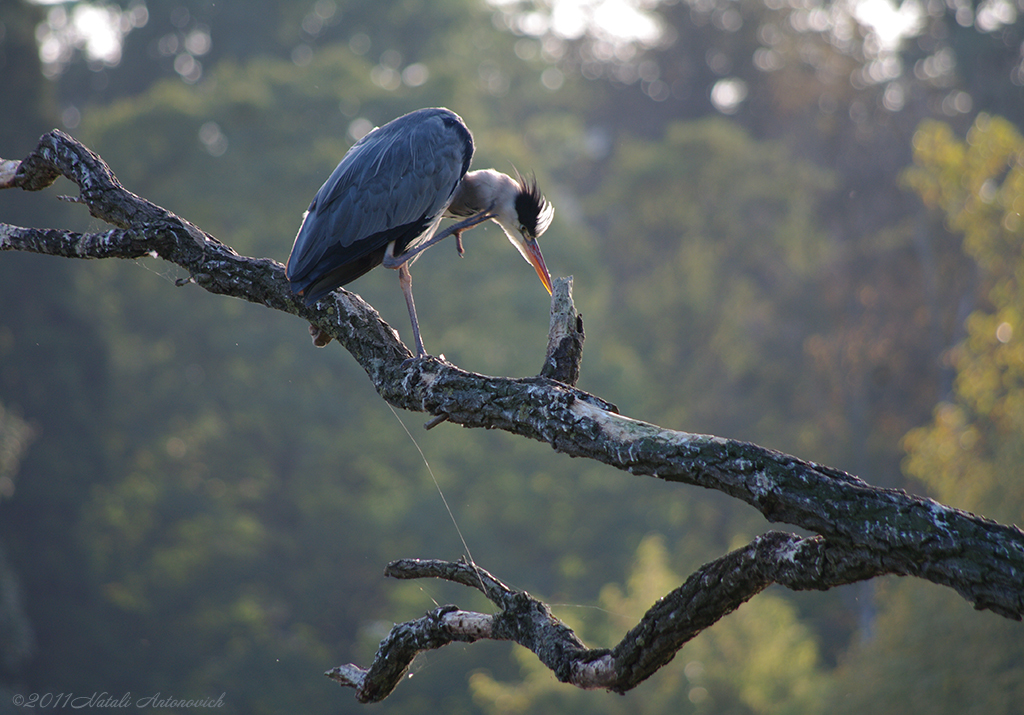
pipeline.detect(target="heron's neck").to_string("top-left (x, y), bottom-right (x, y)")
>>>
top-left (449, 169), bottom-right (516, 219)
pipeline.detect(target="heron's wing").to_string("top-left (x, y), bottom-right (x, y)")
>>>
top-left (286, 108), bottom-right (473, 290)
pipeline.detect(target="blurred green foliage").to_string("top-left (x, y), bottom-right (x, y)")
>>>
top-left (828, 113), bottom-right (1024, 715)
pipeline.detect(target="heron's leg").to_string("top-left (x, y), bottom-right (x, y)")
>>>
top-left (382, 209), bottom-right (494, 269)
top-left (398, 263), bottom-right (428, 358)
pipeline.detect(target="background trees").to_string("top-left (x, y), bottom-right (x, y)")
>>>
top-left (1, 0), bottom-right (1022, 712)
top-left (829, 114), bottom-right (1024, 715)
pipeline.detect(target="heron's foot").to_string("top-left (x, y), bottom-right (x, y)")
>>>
top-left (399, 352), bottom-right (450, 369)
top-left (455, 230), bottom-right (465, 257)
top-left (309, 324), bottom-right (333, 347)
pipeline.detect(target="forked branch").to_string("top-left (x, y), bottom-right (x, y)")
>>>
top-left (329, 531), bottom-right (890, 702)
top-left (2, 130), bottom-right (1022, 703)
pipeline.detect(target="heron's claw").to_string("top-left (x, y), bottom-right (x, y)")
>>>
top-left (455, 230), bottom-right (465, 257)
top-left (400, 352), bottom-right (454, 370)
top-left (400, 353), bottom-right (428, 369)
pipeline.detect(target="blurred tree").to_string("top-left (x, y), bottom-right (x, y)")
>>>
top-left (586, 117), bottom-right (836, 456)
top-left (0, 1), bottom-right (56, 147)
top-left (38, 0), bottom-right (497, 107)
top-left (0, 402), bottom-right (35, 697)
top-left (829, 579), bottom-right (1024, 715)
top-left (0, 1), bottom-right (118, 702)
top-left (829, 113), bottom-right (1024, 713)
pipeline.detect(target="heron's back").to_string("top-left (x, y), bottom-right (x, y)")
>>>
top-left (286, 108), bottom-right (474, 304)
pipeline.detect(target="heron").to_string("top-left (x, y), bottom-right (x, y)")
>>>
top-left (286, 107), bottom-right (555, 357)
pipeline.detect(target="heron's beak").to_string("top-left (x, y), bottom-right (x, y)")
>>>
top-left (525, 237), bottom-right (553, 295)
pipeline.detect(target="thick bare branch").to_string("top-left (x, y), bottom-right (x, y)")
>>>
top-left (3, 130), bottom-right (1023, 703)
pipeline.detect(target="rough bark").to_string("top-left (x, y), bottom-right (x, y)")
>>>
top-left (3, 130), bottom-right (1022, 702)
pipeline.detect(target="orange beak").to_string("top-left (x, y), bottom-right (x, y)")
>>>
top-left (525, 237), bottom-right (553, 295)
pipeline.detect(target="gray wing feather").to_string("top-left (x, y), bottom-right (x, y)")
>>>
top-left (288, 108), bottom-right (472, 282)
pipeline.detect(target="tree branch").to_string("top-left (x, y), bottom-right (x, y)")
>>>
top-left (3, 130), bottom-right (1023, 703)
top-left (327, 530), bottom-right (914, 702)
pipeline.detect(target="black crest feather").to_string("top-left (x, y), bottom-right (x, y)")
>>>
top-left (512, 169), bottom-right (555, 239)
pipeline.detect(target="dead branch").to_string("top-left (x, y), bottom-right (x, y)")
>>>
top-left (329, 531), bottom-right (892, 702)
top-left (3, 130), bottom-right (1023, 702)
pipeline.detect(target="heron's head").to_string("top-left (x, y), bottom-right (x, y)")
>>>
top-left (492, 169), bottom-right (555, 295)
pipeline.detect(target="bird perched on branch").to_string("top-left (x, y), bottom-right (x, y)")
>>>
top-left (286, 107), bottom-right (555, 357)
